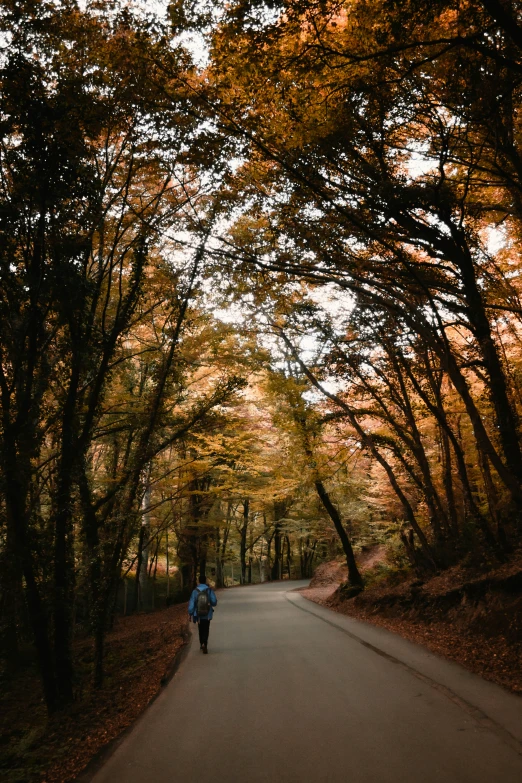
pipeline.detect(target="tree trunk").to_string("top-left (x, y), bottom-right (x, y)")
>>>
top-left (293, 351), bottom-right (437, 567)
top-left (456, 243), bottom-right (522, 485)
top-left (139, 479), bottom-right (151, 610)
top-left (53, 467), bottom-right (75, 707)
top-left (166, 528), bottom-right (170, 601)
top-left (179, 562), bottom-right (194, 598)
top-left (300, 537), bottom-right (316, 579)
top-left (266, 532), bottom-right (273, 581)
top-left (478, 450), bottom-right (510, 549)
top-left (133, 525), bottom-right (145, 612)
top-left (0, 529), bottom-right (22, 672)
top-left (440, 424), bottom-right (460, 538)
top-left (285, 535), bottom-right (292, 579)
top-left (94, 599), bottom-right (108, 688)
top-left (214, 527), bottom-right (224, 588)
top-left (217, 501), bottom-right (232, 588)
top-left (314, 479), bottom-right (363, 588)
top-left (240, 499), bottom-right (249, 584)
top-left (440, 337), bottom-right (522, 506)
top-left (2, 437), bottom-right (58, 712)
top-left (271, 524), bottom-right (282, 580)
top-left (271, 501), bottom-right (286, 580)
top-left (53, 350), bottom-right (84, 708)
top-left (403, 354), bottom-right (499, 549)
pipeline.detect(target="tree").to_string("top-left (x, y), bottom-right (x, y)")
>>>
top-left (201, 0), bottom-right (522, 564)
top-left (0, 0), bottom-right (216, 710)
top-left (265, 366), bottom-right (363, 587)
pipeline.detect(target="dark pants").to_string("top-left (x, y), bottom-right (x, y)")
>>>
top-left (198, 619), bottom-right (210, 646)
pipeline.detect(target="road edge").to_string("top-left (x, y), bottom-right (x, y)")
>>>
top-left (75, 624), bottom-right (193, 782)
top-left (286, 589), bottom-right (522, 755)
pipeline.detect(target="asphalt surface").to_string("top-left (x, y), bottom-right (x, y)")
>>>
top-left (88, 581), bottom-right (522, 783)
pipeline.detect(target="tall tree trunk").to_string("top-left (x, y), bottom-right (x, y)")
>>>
top-left (478, 450), bottom-right (509, 549)
top-left (218, 500), bottom-right (232, 588)
top-left (440, 424), bottom-right (460, 538)
top-left (179, 562), bottom-right (194, 598)
top-left (214, 526), bottom-right (224, 588)
top-left (456, 243), bottom-right (522, 484)
top-left (133, 525), bottom-right (145, 612)
top-left (307, 540), bottom-right (317, 578)
top-left (289, 345), bottom-right (437, 567)
top-left (271, 522), bottom-right (282, 580)
top-left (78, 465), bottom-right (106, 685)
top-left (53, 349), bottom-right (84, 707)
top-left (0, 526), bottom-right (22, 672)
top-left (3, 444), bottom-right (57, 711)
top-left (248, 528), bottom-right (254, 583)
top-left (139, 478), bottom-right (151, 610)
top-left (284, 535), bottom-right (292, 579)
top-left (439, 335), bottom-right (522, 505)
top-left (240, 499), bottom-right (249, 584)
top-left (94, 599), bottom-right (108, 688)
top-left (53, 460), bottom-right (75, 706)
top-left (166, 528), bottom-right (170, 601)
top-left (401, 353), bottom-right (499, 550)
top-left (266, 532), bottom-right (273, 581)
top-left (314, 479), bottom-right (363, 588)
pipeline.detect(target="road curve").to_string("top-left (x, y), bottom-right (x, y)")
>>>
top-left (88, 581), bottom-right (522, 783)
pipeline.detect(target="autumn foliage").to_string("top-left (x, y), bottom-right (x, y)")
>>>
top-left (2, 0), bottom-right (522, 742)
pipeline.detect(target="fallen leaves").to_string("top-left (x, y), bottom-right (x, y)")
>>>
top-left (303, 554), bottom-right (522, 696)
top-left (1, 603), bottom-right (189, 783)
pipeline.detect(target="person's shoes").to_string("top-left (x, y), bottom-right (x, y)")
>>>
top-left (200, 644), bottom-right (203, 650)
top-left (202, 644), bottom-right (208, 654)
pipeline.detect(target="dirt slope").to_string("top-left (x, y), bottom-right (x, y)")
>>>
top-left (304, 546), bottom-right (387, 603)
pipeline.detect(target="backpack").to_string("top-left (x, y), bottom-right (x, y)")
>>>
top-left (196, 587), bottom-right (211, 618)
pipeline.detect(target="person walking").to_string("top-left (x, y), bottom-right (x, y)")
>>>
top-left (188, 574), bottom-right (217, 654)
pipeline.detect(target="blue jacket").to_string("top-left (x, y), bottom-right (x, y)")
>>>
top-left (188, 584), bottom-right (217, 621)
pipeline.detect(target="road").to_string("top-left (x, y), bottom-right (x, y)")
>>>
top-left (88, 581), bottom-right (522, 783)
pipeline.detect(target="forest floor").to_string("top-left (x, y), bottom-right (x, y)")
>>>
top-left (301, 549), bottom-right (522, 695)
top-left (0, 602), bottom-right (189, 783)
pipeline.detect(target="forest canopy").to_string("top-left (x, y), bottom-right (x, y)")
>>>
top-left (2, 0), bottom-right (522, 714)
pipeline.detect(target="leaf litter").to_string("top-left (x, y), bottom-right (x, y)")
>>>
top-left (302, 553), bottom-right (522, 696)
top-left (0, 603), bottom-right (189, 783)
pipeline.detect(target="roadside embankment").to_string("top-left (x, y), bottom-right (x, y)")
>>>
top-left (0, 603), bottom-right (188, 783)
top-left (302, 553), bottom-right (522, 694)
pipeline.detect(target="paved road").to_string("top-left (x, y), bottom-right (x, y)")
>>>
top-left (89, 581), bottom-right (522, 783)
